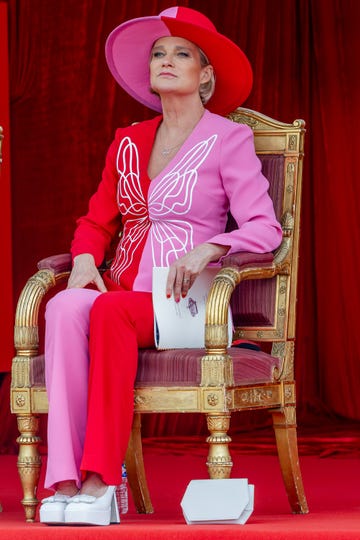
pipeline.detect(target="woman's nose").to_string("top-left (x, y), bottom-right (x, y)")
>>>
top-left (162, 56), bottom-right (173, 66)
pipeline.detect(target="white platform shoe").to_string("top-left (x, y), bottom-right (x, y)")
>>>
top-left (64, 485), bottom-right (120, 526)
top-left (40, 493), bottom-right (74, 524)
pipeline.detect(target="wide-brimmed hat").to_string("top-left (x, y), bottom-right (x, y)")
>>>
top-left (105, 6), bottom-right (253, 116)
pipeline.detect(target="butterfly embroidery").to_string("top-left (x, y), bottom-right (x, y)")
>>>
top-left (110, 134), bottom-right (217, 282)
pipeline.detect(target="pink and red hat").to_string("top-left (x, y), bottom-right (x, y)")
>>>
top-left (105, 6), bottom-right (253, 116)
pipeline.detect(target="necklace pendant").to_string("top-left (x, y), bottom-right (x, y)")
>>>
top-left (161, 148), bottom-right (171, 157)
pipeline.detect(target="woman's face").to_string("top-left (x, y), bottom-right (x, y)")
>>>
top-left (149, 36), bottom-right (212, 101)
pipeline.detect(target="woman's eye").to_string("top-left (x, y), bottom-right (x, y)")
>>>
top-left (151, 50), bottom-right (190, 60)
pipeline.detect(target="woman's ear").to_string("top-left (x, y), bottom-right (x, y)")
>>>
top-left (200, 64), bottom-right (213, 84)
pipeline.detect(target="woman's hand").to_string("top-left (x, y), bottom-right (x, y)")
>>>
top-left (67, 253), bottom-right (107, 292)
top-left (166, 243), bottom-right (229, 302)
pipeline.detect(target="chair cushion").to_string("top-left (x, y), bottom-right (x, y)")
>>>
top-left (30, 348), bottom-right (281, 389)
top-left (136, 347), bottom-right (281, 387)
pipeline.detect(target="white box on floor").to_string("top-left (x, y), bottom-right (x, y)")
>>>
top-left (181, 478), bottom-right (254, 525)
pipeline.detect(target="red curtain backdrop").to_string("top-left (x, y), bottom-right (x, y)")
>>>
top-left (3, 0), bottom-right (360, 424)
top-left (0, 1), bottom-right (14, 374)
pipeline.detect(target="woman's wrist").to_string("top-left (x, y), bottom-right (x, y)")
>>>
top-left (73, 253), bottom-right (96, 265)
top-left (203, 242), bottom-right (229, 262)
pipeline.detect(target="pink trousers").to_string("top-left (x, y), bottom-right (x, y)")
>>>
top-left (44, 287), bottom-right (154, 490)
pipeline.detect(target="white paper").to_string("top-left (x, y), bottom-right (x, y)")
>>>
top-left (152, 266), bottom-right (233, 349)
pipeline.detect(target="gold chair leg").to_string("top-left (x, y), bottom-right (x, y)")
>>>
top-left (272, 407), bottom-right (309, 514)
top-left (16, 414), bottom-right (42, 522)
top-left (125, 413), bottom-right (154, 514)
top-left (206, 413), bottom-right (233, 478)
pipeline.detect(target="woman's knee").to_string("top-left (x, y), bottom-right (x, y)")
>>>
top-left (45, 288), bottom-right (101, 321)
top-left (90, 291), bottom-right (154, 342)
top-left (90, 292), bottom-right (138, 328)
top-left (90, 292), bottom-right (117, 321)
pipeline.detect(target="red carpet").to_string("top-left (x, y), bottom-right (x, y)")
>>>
top-left (1, 434), bottom-right (360, 539)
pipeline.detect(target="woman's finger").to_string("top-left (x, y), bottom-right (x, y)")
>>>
top-left (181, 272), bottom-right (192, 298)
top-left (173, 271), bottom-right (184, 302)
top-left (93, 273), bottom-right (108, 293)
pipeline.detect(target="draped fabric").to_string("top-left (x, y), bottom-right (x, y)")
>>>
top-left (4, 0), bottom-right (360, 425)
top-left (0, 2), bottom-right (13, 379)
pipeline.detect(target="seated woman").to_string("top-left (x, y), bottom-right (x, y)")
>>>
top-left (40, 6), bottom-right (282, 526)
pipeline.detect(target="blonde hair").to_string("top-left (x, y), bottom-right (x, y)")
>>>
top-left (198, 48), bottom-right (216, 105)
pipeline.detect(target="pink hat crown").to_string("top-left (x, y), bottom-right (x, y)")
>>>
top-left (159, 7), bottom-right (217, 32)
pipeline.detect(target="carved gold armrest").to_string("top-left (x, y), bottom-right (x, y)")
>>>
top-left (204, 212), bottom-right (293, 354)
top-left (13, 254), bottom-right (71, 360)
top-left (201, 223), bottom-right (292, 387)
top-left (204, 253), bottom-right (280, 351)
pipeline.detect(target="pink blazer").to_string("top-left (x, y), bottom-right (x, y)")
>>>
top-left (71, 110), bottom-right (282, 292)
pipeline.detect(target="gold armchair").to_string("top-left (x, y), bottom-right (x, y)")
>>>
top-left (11, 108), bottom-right (308, 521)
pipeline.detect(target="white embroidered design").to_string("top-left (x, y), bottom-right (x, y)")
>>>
top-left (149, 135), bottom-right (217, 266)
top-left (111, 137), bottom-right (150, 283)
top-left (116, 137), bottom-right (147, 218)
top-left (111, 134), bottom-right (217, 282)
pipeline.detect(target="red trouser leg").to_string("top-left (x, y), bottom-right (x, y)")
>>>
top-left (80, 290), bottom-right (154, 486)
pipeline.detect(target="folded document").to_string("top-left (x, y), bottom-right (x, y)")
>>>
top-left (152, 266), bottom-right (233, 349)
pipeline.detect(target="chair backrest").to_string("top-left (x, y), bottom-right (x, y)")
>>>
top-left (227, 108), bottom-right (305, 344)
